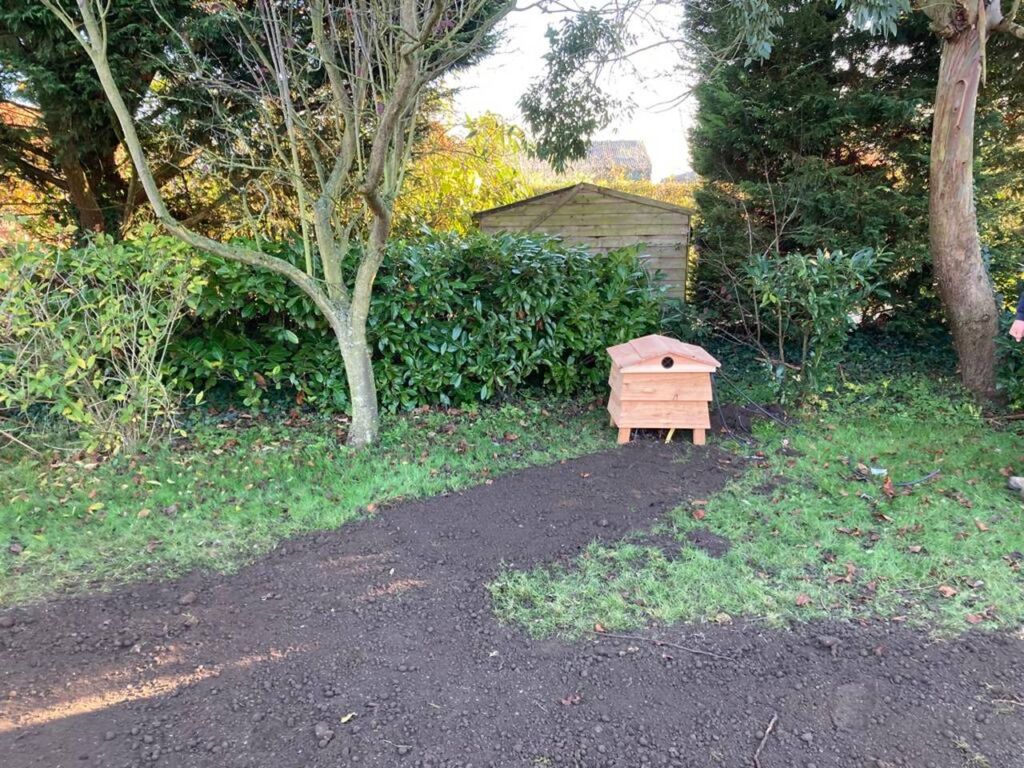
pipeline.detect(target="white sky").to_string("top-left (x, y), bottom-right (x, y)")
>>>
top-left (447, 4), bottom-right (696, 181)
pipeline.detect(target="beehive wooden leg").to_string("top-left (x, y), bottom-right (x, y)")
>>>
top-left (609, 413), bottom-right (615, 427)
top-left (617, 427), bottom-right (631, 445)
top-left (664, 427), bottom-right (676, 444)
top-left (692, 428), bottom-right (706, 446)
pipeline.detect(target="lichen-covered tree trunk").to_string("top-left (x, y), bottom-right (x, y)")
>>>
top-left (929, 25), bottom-right (998, 400)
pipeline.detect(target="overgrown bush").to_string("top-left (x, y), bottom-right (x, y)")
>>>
top-left (169, 231), bottom-right (663, 409)
top-left (659, 298), bottom-right (713, 345)
top-left (0, 230), bottom-right (203, 451)
top-left (745, 248), bottom-right (891, 394)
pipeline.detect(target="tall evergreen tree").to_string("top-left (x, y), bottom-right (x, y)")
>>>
top-left (0, 0), bottom-right (202, 235)
top-left (689, 0), bottom-right (1024, 334)
top-left (687, 2), bottom-right (936, 321)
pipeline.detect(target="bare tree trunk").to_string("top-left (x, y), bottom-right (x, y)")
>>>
top-left (929, 26), bottom-right (998, 400)
top-left (339, 330), bottom-right (379, 448)
top-left (315, 309), bottom-right (380, 447)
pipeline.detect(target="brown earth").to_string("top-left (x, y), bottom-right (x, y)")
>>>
top-left (1, 442), bottom-right (1023, 768)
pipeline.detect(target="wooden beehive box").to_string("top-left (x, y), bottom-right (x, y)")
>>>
top-left (606, 334), bottom-right (721, 445)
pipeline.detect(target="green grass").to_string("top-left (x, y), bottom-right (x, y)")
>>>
top-left (1, 400), bottom-right (610, 605)
top-left (490, 377), bottom-right (1024, 635)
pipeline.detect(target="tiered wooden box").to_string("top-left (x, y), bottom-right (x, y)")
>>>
top-left (606, 334), bottom-right (721, 445)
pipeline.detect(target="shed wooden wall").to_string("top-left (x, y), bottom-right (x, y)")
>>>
top-left (476, 186), bottom-right (690, 299)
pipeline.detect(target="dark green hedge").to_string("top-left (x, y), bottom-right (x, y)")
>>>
top-left (168, 230), bottom-right (663, 410)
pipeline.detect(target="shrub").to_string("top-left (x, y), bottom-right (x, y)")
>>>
top-left (0, 229), bottom-right (203, 451)
top-left (168, 230), bottom-right (663, 410)
top-left (745, 248), bottom-right (891, 394)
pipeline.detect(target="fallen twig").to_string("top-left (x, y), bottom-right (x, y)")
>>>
top-left (0, 426), bottom-right (40, 455)
top-left (752, 712), bottom-right (778, 768)
top-left (986, 412), bottom-right (1024, 422)
top-left (589, 630), bottom-right (737, 663)
top-left (894, 469), bottom-right (941, 488)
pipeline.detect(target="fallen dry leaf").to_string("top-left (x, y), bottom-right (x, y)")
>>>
top-left (692, 508), bottom-right (706, 521)
top-left (795, 594), bottom-right (812, 607)
top-left (938, 585), bottom-right (958, 598)
top-left (882, 476), bottom-right (895, 499)
top-left (965, 613), bottom-right (985, 625)
top-left (907, 545), bottom-right (923, 553)
top-left (827, 562), bottom-right (857, 585)
top-left (974, 519), bottom-right (989, 532)
top-left (593, 623), bottom-right (606, 634)
top-left (943, 489), bottom-right (974, 509)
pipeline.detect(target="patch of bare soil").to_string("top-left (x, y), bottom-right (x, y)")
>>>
top-left (1, 442), bottom-right (1022, 768)
top-left (685, 527), bottom-right (732, 558)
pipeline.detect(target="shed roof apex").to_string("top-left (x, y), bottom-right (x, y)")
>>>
top-left (472, 182), bottom-right (695, 221)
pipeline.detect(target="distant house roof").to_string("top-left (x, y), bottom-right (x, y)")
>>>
top-left (663, 171), bottom-right (699, 183)
top-left (0, 100), bottom-right (40, 129)
top-left (520, 140), bottom-right (653, 182)
top-left (473, 182), bottom-right (695, 222)
top-left (584, 140), bottom-right (652, 180)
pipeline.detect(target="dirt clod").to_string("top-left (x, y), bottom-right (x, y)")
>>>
top-left (313, 721), bottom-right (334, 746)
top-left (817, 635), bottom-right (842, 656)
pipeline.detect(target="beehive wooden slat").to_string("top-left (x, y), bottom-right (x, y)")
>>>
top-left (609, 369), bottom-right (713, 401)
top-left (607, 394), bottom-right (711, 428)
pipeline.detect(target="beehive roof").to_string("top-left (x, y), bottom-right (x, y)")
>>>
top-left (606, 335), bottom-right (720, 371)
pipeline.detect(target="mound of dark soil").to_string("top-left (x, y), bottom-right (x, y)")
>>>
top-left (2, 442), bottom-right (1022, 768)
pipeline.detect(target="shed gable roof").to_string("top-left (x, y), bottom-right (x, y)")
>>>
top-left (472, 183), bottom-right (694, 222)
top-left (607, 335), bottom-right (720, 371)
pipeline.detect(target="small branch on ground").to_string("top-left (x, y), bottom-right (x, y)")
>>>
top-left (588, 629), bottom-right (738, 663)
top-left (752, 712), bottom-right (778, 768)
top-left (0, 426), bottom-right (40, 455)
top-left (895, 470), bottom-right (941, 488)
top-left (986, 412), bottom-right (1024, 423)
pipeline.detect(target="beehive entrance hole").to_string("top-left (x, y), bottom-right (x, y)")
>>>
top-left (661, 356), bottom-right (674, 369)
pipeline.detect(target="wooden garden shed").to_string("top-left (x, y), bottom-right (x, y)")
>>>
top-left (473, 183), bottom-right (693, 299)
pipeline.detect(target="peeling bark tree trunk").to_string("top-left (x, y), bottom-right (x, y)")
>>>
top-left (929, 24), bottom-right (998, 400)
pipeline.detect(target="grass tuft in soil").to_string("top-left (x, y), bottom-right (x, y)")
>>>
top-left (490, 377), bottom-right (1024, 635)
top-left (1, 400), bottom-right (610, 605)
